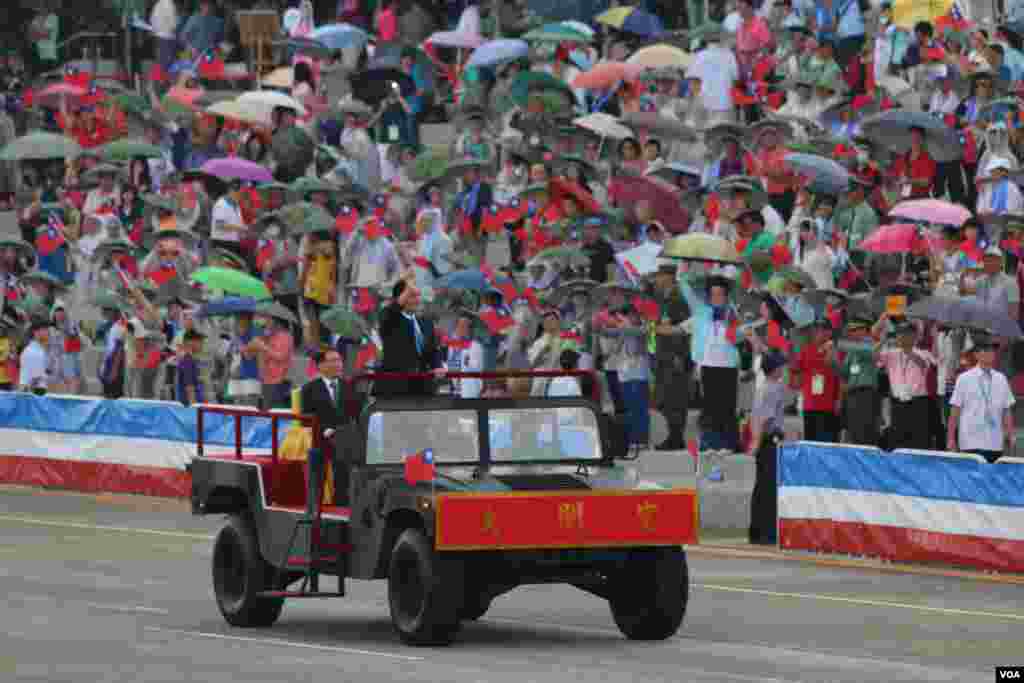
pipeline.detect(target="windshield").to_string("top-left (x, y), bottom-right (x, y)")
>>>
top-left (365, 406), bottom-right (602, 464)
top-left (488, 407), bottom-right (602, 462)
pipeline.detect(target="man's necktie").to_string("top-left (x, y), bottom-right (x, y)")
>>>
top-left (332, 379), bottom-right (342, 407)
top-left (412, 316), bottom-right (424, 354)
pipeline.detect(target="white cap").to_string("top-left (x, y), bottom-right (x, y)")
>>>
top-left (985, 157), bottom-right (1013, 174)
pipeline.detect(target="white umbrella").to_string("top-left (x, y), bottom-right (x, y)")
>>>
top-left (572, 112), bottom-right (632, 140)
top-left (236, 90), bottom-right (308, 118)
top-left (206, 100), bottom-right (272, 128)
top-left (560, 21), bottom-right (595, 40)
top-left (428, 30), bottom-right (485, 49)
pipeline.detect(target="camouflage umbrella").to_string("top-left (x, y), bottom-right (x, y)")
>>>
top-left (320, 305), bottom-right (368, 338)
top-left (277, 202), bottom-right (333, 231)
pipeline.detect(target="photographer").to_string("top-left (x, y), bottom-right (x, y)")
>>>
top-left (373, 48), bottom-right (425, 148)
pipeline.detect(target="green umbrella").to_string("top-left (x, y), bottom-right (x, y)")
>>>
top-left (523, 23), bottom-right (592, 43)
top-left (190, 267), bottom-right (272, 299)
top-left (0, 132), bottom-right (81, 161)
top-left (98, 138), bottom-right (165, 162)
top-left (290, 176), bottom-right (343, 199)
top-left (153, 278), bottom-right (206, 305)
top-left (294, 210), bottom-right (336, 235)
top-left (320, 305), bottom-right (368, 338)
top-left (19, 270), bottom-right (67, 291)
top-left (253, 300), bottom-right (298, 326)
top-left (410, 148), bottom-right (450, 185)
top-left (91, 289), bottom-right (132, 313)
top-left (113, 92), bottom-right (151, 117)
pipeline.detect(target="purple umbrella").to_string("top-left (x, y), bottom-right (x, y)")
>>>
top-left (200, 157), bottom-right (273, 183)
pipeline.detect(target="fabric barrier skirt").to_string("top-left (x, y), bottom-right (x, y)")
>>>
top-left (778, 442), bottom-right (1024, 573)
top-left (0, 393), bottom-right (283, 498)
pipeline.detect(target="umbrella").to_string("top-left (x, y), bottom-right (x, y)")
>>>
top-left (98, 138), bottom-right (165, 162)
top-left (627, 44), bottom-right (692, 70)
top-left (703, 123), bottom-right (748, 149)
top-left (773, 266), bottom-right (817, 291)
top-left (205, 99), bottom-right (270, 128)
top-left (236, 90), bottom-right (307, 119)
top-left (596, 6), bottom-right (665, 38)
top-left (294, 210), bottom-right (336, 236)
top-left (467, 39), bottom-right (530, 69)
top-left (906, 296), bottom-right (1023, 339)
top-left (436, 158), bottom-right (490, 188)
top-left (523, 23), bottom-right (592, 43)
top-left (276, 201), bottom-right (333, 230)
top-left (262, 66), bottom-right (294, 89)
top-left (200, 157), bottom-right (274, 184)
top-left (857, 223), bottom-right (943, 255)
top-left (428, 29), bottom-right (485, 49)
top-left (573, 112), bottom-right (633, 140)
top-left (252, 300), bottom-right (298, 326)
top-left (190, 267), bottom-right (272, 299)
top-left (660, 233), bottom-right (742, 264)
top-left (113, 92), bottom-right (152, 118)
top-left (549, 177), bottom-right (601, 215)
top-left (622, 111), bottom-right (698, 141)
top-left (91, 290), bottom-right (131, 313)
top-left (860, 110), bottom-right (962, 162)
top-left (32, 82), bottom-right (87, 109)
top-left (436, 269), bottom-right (492, 292)
top-left (508, 71), bottom-right (576, 108)
top-left (589, 282), bottom-right (643, 309)
top-left (20, 270), bottom-right (68, 291)
top-left (530, 246), bottom-right (591, 269)
top-left (544, 279), bottom-right (603, 308)
top-left (198, 296), bottom-right (259, 318)
top-left (349, 68), bottom-right (415, 106)
top-left (570, 62), bottom-right (645, 91)
top-left (784, 153), bottom-right (852, 195)
top-left (153, 278), bottom-right (206, 305)
top-left (608, 174), bottom-right (689, 233)
top-left (889, 198), bottom-right (971, 226)
top-left (310, 23), bottom-right (369, 50)
top-left (320, 305), bottom-right (369, 338)
top-left (802, 288), bottom-right (850, 309)
top-left (93, 239), bottom-right (141, 264)
top-left (276, 37), bottom-right (334, 59)
top-left (0, 132), bottom-right (80, 161)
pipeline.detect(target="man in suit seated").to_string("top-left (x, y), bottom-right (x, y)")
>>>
top-left (376, 277), bottom-right (444, 397)
top-left (301, 348), bottom-right (358, 505)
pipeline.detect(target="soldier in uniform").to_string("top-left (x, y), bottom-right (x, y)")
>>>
top-left (652, 262), bottom-right (692, 450)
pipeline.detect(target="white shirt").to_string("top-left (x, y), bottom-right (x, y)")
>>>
top-left (19, 341), bottom-right (48, 389)
top-left (951, 366), bottom-right (1015, 451)
top-left (445, 340), bottom-right (483, 399)
top-left (211, 197), bottom-right (245, 243)
top-left (150, 0), bottom-right (179, 40)
top-left (687, 46), bottom-right (739, 113)
top-left (703, 320), bottom-right (733, 368)
top-left (546, 376), bottom-right (581, 397)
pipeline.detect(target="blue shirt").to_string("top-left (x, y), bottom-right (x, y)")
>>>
top-left (176, 353), bottom-right (204, 406)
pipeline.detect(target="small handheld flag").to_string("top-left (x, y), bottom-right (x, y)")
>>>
top-left (36, 213), bottom-right (66, 256)
top-left (335, 205), bottom-right (360, 234)
top-left (147, 261), bottom-right (178, 286)
top-left (404, 449), bottom-right (435, 485)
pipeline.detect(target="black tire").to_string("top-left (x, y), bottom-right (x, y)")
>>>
top-left (212, 515), bottom-right (285, 628)
top-left (459, 596), bottom-right (491, 621)
top-left (387, 528), bottom-right (462, 645)
top-left (609, 548), bottom-right (689, 640)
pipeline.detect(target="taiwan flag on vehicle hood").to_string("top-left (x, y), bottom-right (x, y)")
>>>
top-left (404, 449), bottom-right (435, 485)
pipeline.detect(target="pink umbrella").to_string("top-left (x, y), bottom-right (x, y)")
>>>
top-left (200, 157), bottom-right (274, 183)
top-left (608, 174), bottom-right (689, 234)
top-left (858, 223), bottom-right (942, 255)
top-left (889, 199), bottom-right (971, 226)
top-left (33, 83), bottom-right (86, 109)
top-left (571, 62), bottom-right (645, 90)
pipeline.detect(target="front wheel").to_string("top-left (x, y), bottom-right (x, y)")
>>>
top-left (212, 515), bottom-right (284, 627)
top-left (387, 528), bottom-right (462, 645)
top-left (609, 548), bottom-right (688, 640)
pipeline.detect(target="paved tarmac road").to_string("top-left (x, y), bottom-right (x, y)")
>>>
top-left (0, 486), bottom-right (1019, 683)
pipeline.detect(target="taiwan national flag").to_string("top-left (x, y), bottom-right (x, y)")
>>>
top-left (147, 261), bottom-right (178, 286)
top-left (256, 239), bottom-right (275, 272)
top-left (335, 205), bottom-right (360, 234)
top-left (353, 288), bottom-right (377, 315)
top-left (481, 205), bottom-right (504, 234)
top-left (36, 213), bottom-right (66, 256)
top-left (632, 296), bottom-right (660, 322)
top-left (64, 64), bottom-right (90, 89)
top-left (404, 449), bottom-right (435, 485)
top-left (198, 50), bottom-right (225, 79)
top-left (354, 341), bottom-right (378, 370)
top-left (479, 309), bottom-right (515, 334)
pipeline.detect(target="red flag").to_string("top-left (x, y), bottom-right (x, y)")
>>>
top-left (147, 262), bottom-right (178, 286)
top-left (148, 63), bottom-right (168, 83)
top-left (413, 256), bottom-right (432, 269)
top-left (446, 337), bottom-right (471, 350)
top-left (479, 261), bottom-right (496, 283)
top-left (36, 214), bottom-right (66, 256)
top-left (353, 288), bottom-right (377, 315)
top-left (520, 287), bottom-right (540, 310)
top-left (494, 279), bottom-right (518, 303)
top-left (404, 449), bottom-right (435, 485)
top-left (354, 342), bottom-right (378, 370)
top-left (687, 438), bottom-right (699, 464)
top-left (632, 296), bottom-right (660, 322)
top-left (198, 50), bottom-right (226, 78)
top-left (335, 205), bottom-right (360, 234)
top-left (115, 265), bottom-right (132, 290)
top-left (256, 239), bottom-right (275, 272)
top-left (481, 205), bottom-right (504, 234)
top-left (479, 310), bottom-right (515, 334)
top-left (623, 259), bottom-right (640, 279)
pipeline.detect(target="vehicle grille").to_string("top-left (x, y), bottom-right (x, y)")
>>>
top-left (491, 474), bottom-right (591, 490)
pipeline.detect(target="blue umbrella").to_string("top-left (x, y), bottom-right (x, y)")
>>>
top-left (198, 296), bottom-right (259, 318)
top-left (620, 9), bottom-right (664, 38)
top-left (467, 39), bottom-right (530, 69)
top-left (311, 23), bottom-right (369, 50)
top-left (784, 153), bottom-right (852, 196)
top-left (436, 269), bottom-right (491, 292)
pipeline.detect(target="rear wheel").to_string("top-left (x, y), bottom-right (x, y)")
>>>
top-left (609, 548), bottom-right (688, 640)
top-left (387, 529), bottom-right (462, 645)
top-left (212, 515), bottom-right (284, 627)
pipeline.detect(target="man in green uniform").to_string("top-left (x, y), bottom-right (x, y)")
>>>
top-left (839, 315), bottom-right (881, 445)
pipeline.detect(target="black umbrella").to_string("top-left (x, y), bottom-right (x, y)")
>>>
top-left (906, 296), bottom-right (1023, 339)
top-left (349, 68), bottom-right (415, 107)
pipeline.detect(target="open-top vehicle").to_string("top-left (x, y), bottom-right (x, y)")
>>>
top-left (191, 370), bottom-right (698, 645)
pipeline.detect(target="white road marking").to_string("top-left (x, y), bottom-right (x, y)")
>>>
top-left (0, 514), bottom-right (214, 540)
top-left (143, 627), bottom-right (426, 661)
top-left (83, 603), bottom-right (170, 615)
top-left (695, 583), bottom-right (1024, 622)
top-left (8, 592), bottom-right (170, 615)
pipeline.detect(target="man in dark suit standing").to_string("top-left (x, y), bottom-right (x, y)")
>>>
top-left (377, 278), bottom-right (443, 397)
top-left (301, 348), bottom-right (357, 505)
top-left (455, 163), bottom-right (493, 265)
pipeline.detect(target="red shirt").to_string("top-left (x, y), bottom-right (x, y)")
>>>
top-left (793, 343), bottom-right (841, 414)
top-left (891, 151), bottom-right (936, 198)
top-left (56, 112), bottom-right (113, 149)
